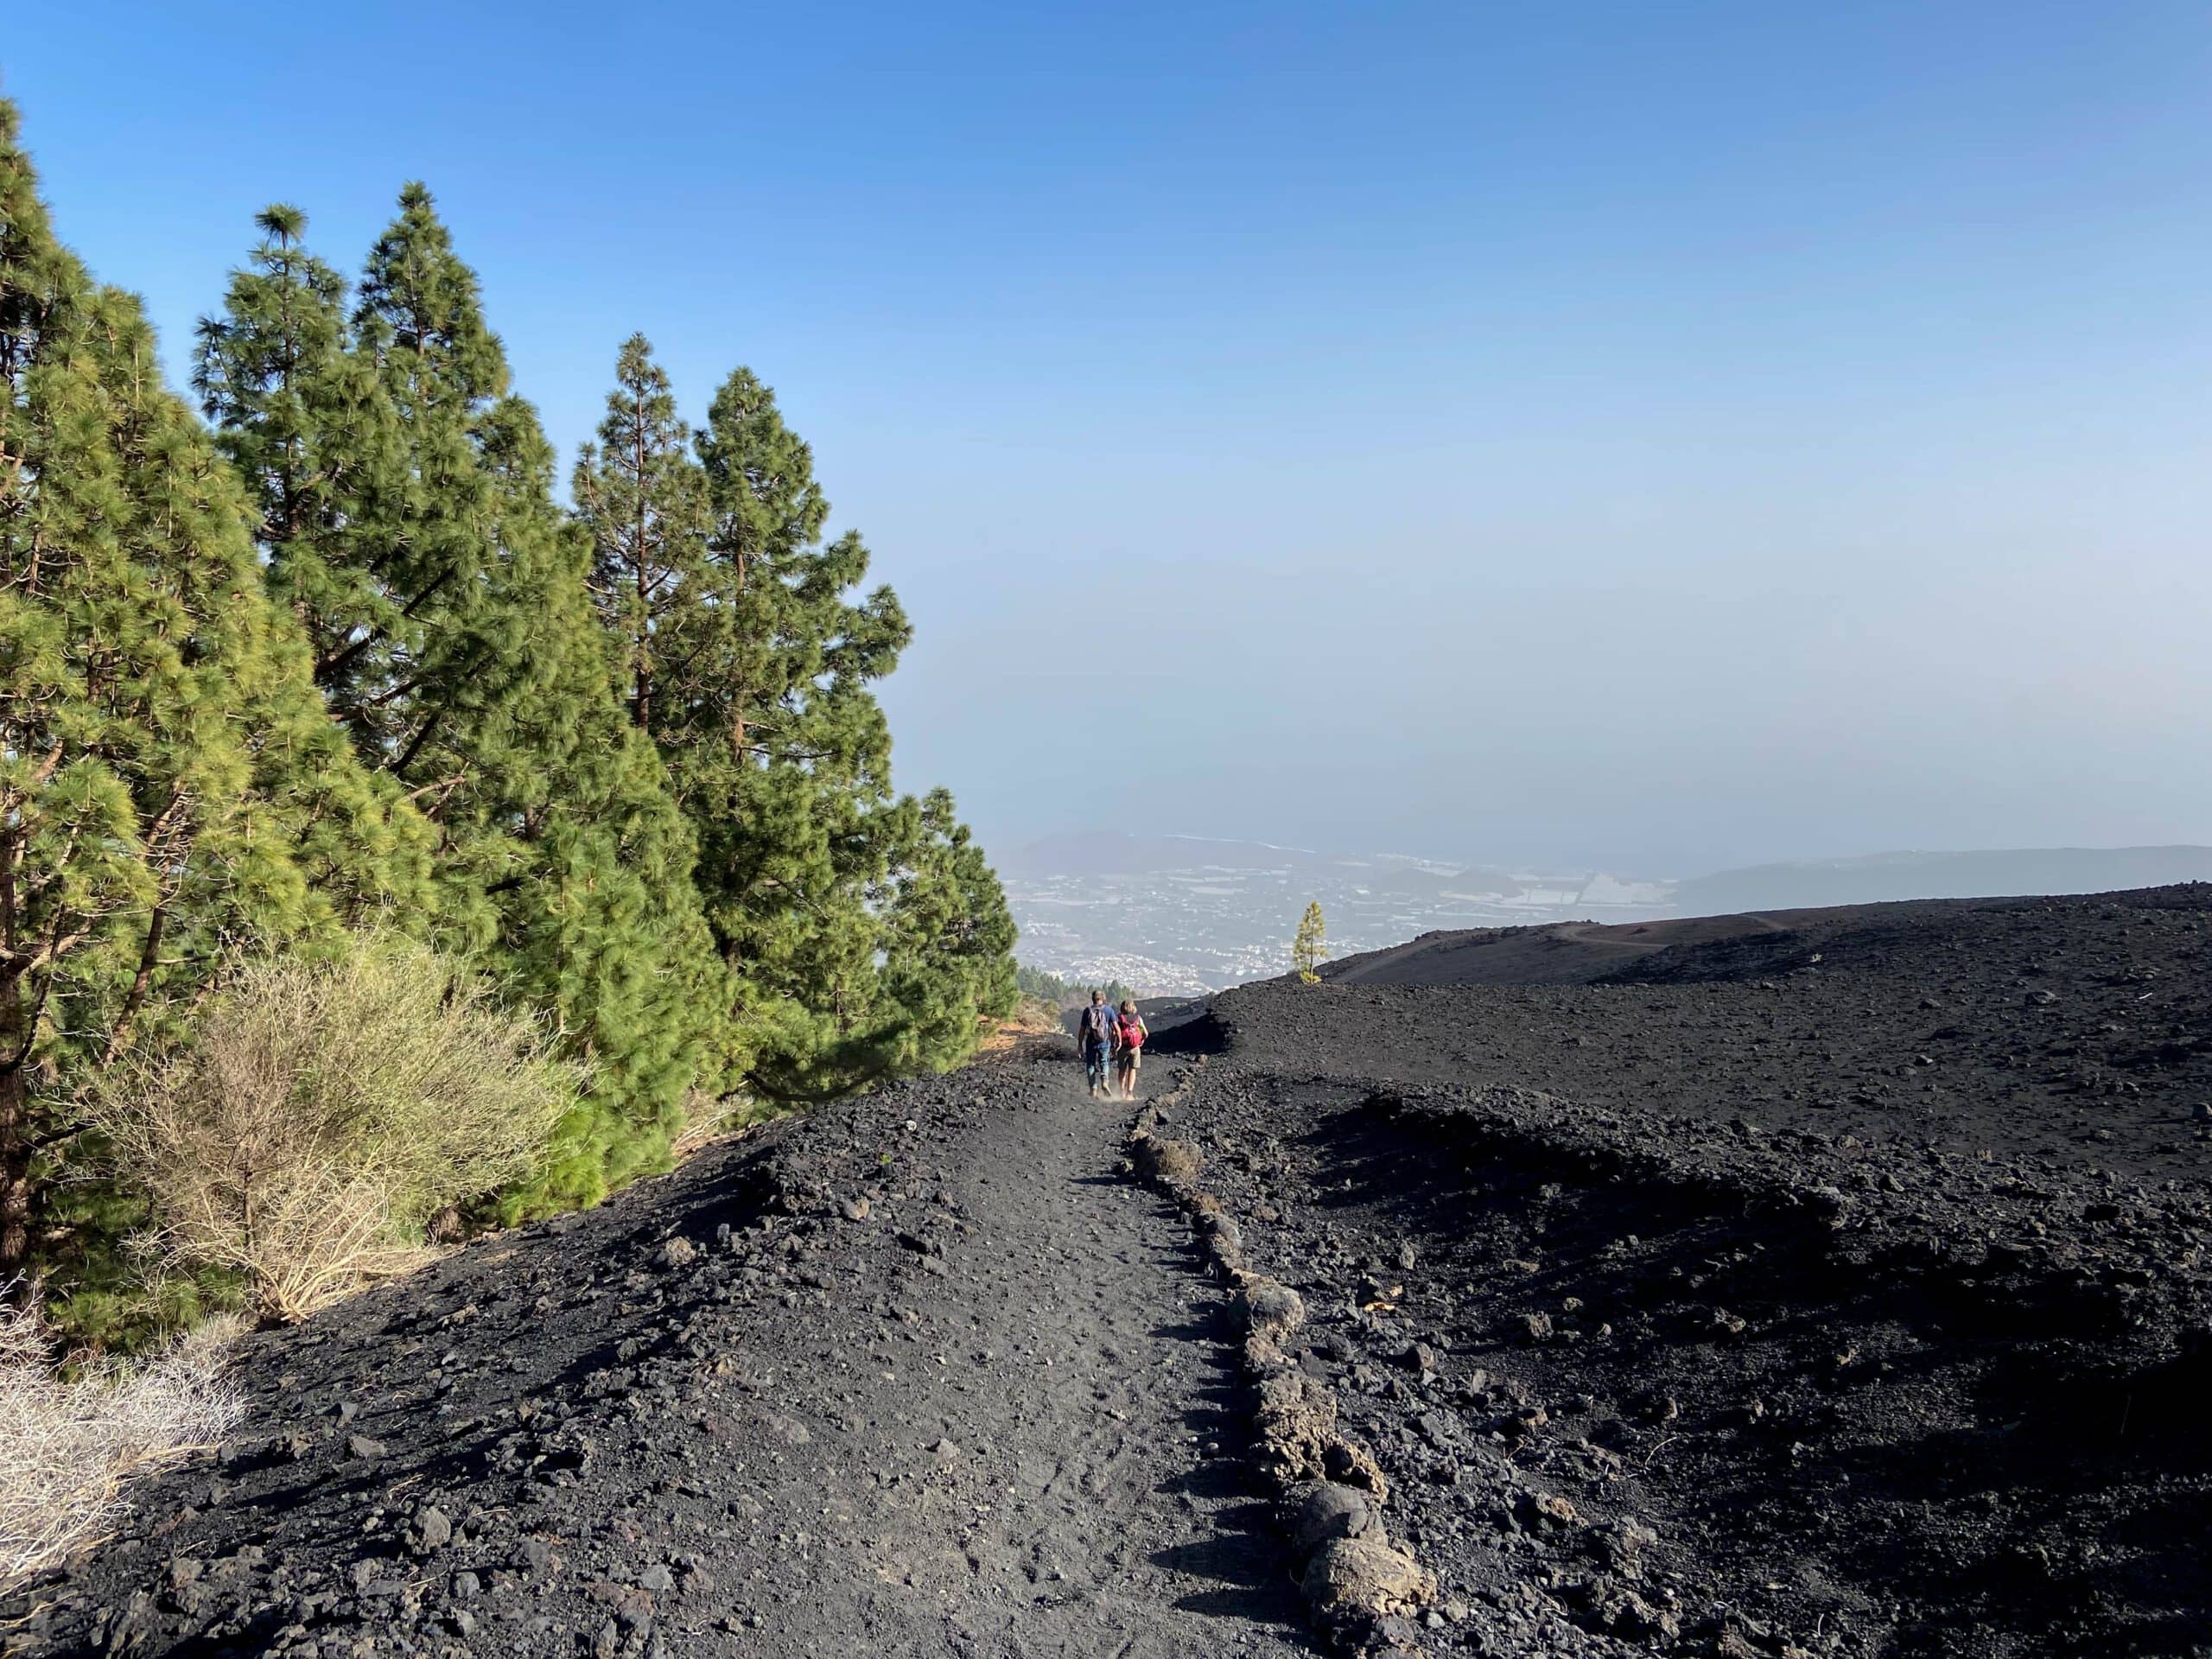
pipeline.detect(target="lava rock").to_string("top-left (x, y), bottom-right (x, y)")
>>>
top-left (1283, 1481), bottom-right (1386, 1554)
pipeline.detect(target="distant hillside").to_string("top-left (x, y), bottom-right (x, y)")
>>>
top-left (1674, 846), bottom-right (2212, 913)
top-left (1000, 832), bottom-right (1335, 879)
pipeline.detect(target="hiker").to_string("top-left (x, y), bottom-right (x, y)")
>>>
top-left (1114, 998), bottom-right (1147, 1099)
top-left (1077, 988), bottom-right (1118, 1098)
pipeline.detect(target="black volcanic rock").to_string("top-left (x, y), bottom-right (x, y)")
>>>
top-left (10, 886), bottom-right (2209, 1658)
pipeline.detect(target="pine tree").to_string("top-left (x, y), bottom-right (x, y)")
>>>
top-left (642, 365), bottom-right (917, 1096)
top-left (466, 394), bottom-right (729, 1210)
top-left (200, 193), bottom-right (726, 1206)
top-left (0, 104), bottom-right (430, 1289)
top-left (1294, 901), bottom-right (1328, 983)
top-left (340, 182), bottom-right (531, 780)
top-left (573, 334), bottom-right (709, 733)
top-left (572, 340), bottom-right (1021, 1097)
top-left (193, 204), bottom-right (403, 688)
top-left (874, 789), bottom-right (1020, 1073)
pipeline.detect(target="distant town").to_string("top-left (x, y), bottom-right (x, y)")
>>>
top-left (1001, 833), bottom-right (1672, 995)
top-left (1004, 834), bottom-right (2212, 996)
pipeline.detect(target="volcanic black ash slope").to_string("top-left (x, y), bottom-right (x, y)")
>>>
top-left (9, 887), bottom-right (2210, 1659)
top-left (1156, 883), bottom-right (2212, 1656)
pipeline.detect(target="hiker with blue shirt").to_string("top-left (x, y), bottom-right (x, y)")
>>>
top-left (1076, 988), bottom-right (1119, 1098)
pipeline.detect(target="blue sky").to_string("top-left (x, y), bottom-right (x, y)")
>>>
top-left (10, 3), bottom-right (2212, 874)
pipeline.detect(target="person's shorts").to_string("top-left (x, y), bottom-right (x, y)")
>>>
top-left (1116, 1047), bottom-right (1141, 1073)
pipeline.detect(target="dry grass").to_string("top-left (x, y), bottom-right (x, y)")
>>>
top-left (94, 934), bottom-right (582, 1322)
top-left (669, 1089), bottom-right (783, 1160)
top-left (976, 996), bottom-right (1066, 1055)
top-left (0, 1297), bottom-right (243, 1593)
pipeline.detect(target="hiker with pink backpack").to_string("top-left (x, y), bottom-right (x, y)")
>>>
top-left (1112, 999), bottom-right (1147, 1099)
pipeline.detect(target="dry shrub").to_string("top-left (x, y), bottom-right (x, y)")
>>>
top-left (0, 1297), bottom-right (243, 1592)
top-left (976, 995), bottom-right (1065, 1054)
top-left (96, 934), bottom-right (582, 1322)
top-left (669, 1090), bottom-right (735, 1160)
top-left (666, 1096), bottom-right (747, 1160)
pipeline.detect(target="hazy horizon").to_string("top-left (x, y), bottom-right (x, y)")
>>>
top-left (11, 3), bottom-right (2211, 877)
top-left (1000, 824), bottom-right (2212, 882)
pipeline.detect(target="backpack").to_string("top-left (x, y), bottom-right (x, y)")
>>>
top-left (1118, 1011), bottom-right (1145, 1050)
top-left (1082, 1005), bottom-right (1115, 1046)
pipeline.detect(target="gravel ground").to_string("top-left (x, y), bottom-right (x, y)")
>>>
top-left (10, 884), bottom-right (2208, 1658)
top-left (1149, 883), bottom-right (2212, 1656)
top-left (3, 1052), bottom-right (1318, 1659)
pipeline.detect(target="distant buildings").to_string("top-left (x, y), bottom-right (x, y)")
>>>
top-left (1005, 840), bottom-right (1676, 996)
top-left (1007, 835), bottom-right (2212, 996)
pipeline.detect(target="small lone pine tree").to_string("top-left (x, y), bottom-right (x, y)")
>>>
top-left (1294, 902), bottom-right (1327, 983)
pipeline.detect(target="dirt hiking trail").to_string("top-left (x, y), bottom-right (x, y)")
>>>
top-left (8, 1050), bottom-right (1320, 1658)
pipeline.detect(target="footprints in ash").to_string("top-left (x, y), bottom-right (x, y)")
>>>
top-left (698, 1057), bottom-right (1322, 1656)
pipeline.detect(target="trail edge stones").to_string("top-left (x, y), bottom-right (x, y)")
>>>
top-left (1125, 1066), bottom-right (1438, 1656)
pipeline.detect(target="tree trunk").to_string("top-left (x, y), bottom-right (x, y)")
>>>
top-left (0, 1052), bottom-right (32, 1296)
top-left (0, 817), bottom-right (28, 1294)
top-left (102, 903), bottom-right (165, 1065)
top-left (632, 397), bottom-right (653, 732)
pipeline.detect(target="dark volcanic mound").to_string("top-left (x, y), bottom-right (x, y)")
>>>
top-left (1163, 883), bottom-right (2212, 1656)
top-left (1324, 912), bottom-right (1809, 988)
top-left (1314, 885), bottom-right (2212, 1185)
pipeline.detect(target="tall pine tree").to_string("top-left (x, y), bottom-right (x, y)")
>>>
top-left (665, 365), bottom-right (912, 1096)
top-left (191, 204), bottom-right (403, 693)
top-left (573, 334), bottom-right (708, 734)
top-left (468, 391), bottom-right (730, 1208)
top-left (1, 104), bottom-right (431, 1289)
top-left (575, 348), bottom-right (1015, 1096)
top-left (200, 193), bottom-right (726, 1206)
